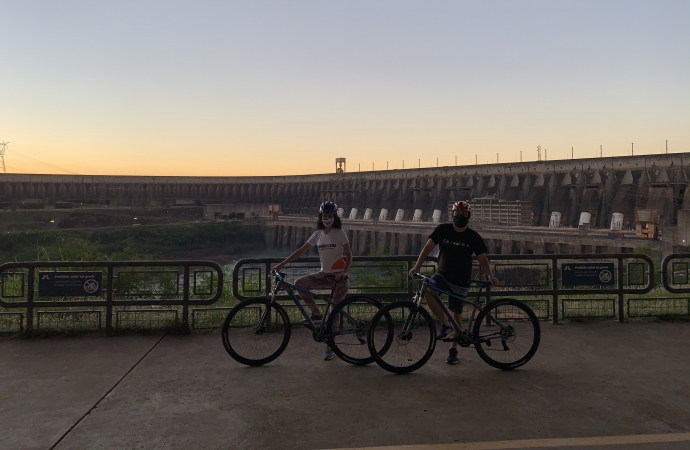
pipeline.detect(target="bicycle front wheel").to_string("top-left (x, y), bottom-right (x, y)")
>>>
top-left (367, 301), bottom-right (436, 374)
top-left (326, 295), bottom-right (392, 365)
top-left (473, 298), bottom-right (540, 370)
top-left (221, 298), bottom-right (291, 366)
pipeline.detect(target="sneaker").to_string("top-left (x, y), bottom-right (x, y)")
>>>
top-left (446, 347), bottom-right (459, 365)
top-left (436, 324), bottom-right (458, 340)
top-left (324, 346), bottom-right (334, 361)
top-left (300, 313), bottom-right (322, 326)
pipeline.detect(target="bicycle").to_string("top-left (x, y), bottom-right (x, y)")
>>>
top-left (222, 270), bottom-right (394, 366)
top-left (367, 273), bottom-right (541, 374)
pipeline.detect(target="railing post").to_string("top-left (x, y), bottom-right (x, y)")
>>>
top-left (26, 266), bottom-right (35, 334)
top-left (182, 264), bottom-right (190, 333)
top-left (616, 257), bottom-right (626, 323)
top-left (551, 258), bottom-right (559, 325)
top-left (266, 262), bottom-right (271, 298)
top-left (105, 265), bottom-right (114, 335)
top-left (407, 258), bottom-right (413, 301)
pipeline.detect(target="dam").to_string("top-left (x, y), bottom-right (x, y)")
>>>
top-left (1, 153), bottom-right (688, 255)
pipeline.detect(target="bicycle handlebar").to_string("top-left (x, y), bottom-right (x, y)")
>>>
top-left (271, 270), bottom-right (349, 282)
top-left (409, 272), bottom-right (493, 287)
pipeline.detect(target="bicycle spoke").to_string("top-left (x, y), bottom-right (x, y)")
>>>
top-left (369, 302), bottom-right (435, 374)
top-left (474, 300), bottom-right (540, 369)
top-left (222, 299), bottom-right (290, 366)
top-left (327, 296), bottom-right (384, 365)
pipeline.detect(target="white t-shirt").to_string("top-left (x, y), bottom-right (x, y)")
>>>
top-left (307, 229), bottom-right (349, 273)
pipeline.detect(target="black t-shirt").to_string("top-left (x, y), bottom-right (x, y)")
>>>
top-left (429, 224), bottom-right (488, 286)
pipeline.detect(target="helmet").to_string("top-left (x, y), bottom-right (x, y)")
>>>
top-left (319, 201), bottom-right (338, 214)
top-left (452, 201), bottom-right (471, 212)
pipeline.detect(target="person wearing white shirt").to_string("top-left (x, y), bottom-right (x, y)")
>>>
top-left (273, 201), bottom-right (352, 361)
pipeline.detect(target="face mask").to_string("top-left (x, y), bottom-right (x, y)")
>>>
top-left (453, 215), bottom-right (469, 228)
top-left (322, 218), bottom-right (334, 227)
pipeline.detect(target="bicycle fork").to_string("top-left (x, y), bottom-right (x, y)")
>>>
top-left (400, 291), bottom-right (424, 339)
top-left (256, 283), bottom-right (280, 334)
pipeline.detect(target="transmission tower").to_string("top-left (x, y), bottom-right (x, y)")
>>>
top-left (0, 142), bottom-right (8, 173)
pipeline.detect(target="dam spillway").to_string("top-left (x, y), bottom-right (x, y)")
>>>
top-left (1, 154), bottom-right (687, 230)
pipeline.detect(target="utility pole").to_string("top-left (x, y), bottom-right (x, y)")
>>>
top-left (537, 145), bottom-right (541, 161)
top-left (0, 142), bottom-right (8, 173)
top-left (545, 148), bottom-right (547, 161)
top-left (666, 140), bottom-right (668, 154)
top-left (632, 143), bottom-right (634, 156)
top-left (572, 147), bottom-right (573, 159)
top-left (600, 145), bottom-right (602, 158)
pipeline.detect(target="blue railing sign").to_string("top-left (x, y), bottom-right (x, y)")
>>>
top-left (562, 263), bottom-right (615, 286)
top-left (38, 272), bottom-right (103, 297)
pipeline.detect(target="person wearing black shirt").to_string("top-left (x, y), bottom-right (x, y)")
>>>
top-left (408, 201), bottom-right (499, 364)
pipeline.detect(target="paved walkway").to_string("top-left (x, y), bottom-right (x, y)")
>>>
top-left (1, 321), bottom-right (689, 450)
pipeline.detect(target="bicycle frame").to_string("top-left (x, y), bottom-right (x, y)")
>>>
top-left (409, 276), bottom-right (509, 343)
top-left (260, 272), bottom-right (360, 339)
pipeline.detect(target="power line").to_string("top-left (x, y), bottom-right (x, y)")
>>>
top-left (9, 149), bottom-right (81, 175)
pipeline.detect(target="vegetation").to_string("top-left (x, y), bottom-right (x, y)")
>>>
top-left (0, 222), bottom-right (265, 263)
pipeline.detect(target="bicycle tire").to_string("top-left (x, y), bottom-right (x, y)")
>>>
top-left (221, 297), bottom-right (291, 366)
top-left (473, 298), bottom-right (540, 370)
top-left (325, 295), bottom-right (392, 365)
top-left (367, 301), bottom-right (436, 374)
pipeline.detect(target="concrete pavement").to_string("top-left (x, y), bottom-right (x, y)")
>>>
top-left (1, 321), bottom-right (689, 450)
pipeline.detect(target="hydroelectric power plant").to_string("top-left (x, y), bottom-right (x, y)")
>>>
top-left (1, 153), bottom-right (688, 258)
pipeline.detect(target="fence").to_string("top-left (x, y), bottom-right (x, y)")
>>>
top-left (0, 261), bottom-right (223, 334)
top-left (1, 253), bottom-right (688, 334)
top-left (232, 254), bottom-right (660, 324)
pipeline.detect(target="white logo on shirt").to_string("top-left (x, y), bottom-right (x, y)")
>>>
top-left (442, 239), bottom-right (470, 248)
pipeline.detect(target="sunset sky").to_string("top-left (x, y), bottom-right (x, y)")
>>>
top-left (1, 1), bottom-right (688, 177)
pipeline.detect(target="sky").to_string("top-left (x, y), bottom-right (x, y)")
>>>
top-left (0, 1), bottom-right (688, 177)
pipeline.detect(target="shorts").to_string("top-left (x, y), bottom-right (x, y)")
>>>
top-left (430, 273), bottom-right (469, 314)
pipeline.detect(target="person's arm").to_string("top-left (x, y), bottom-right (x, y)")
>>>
top-left (273, 242), bottom-right (312, 272)
top-left (408, 239), bottom-right (437, 277)
top-left (476, 253), bottom-right (499, 286)
top-left (336, 242), bottom-right (353, 281)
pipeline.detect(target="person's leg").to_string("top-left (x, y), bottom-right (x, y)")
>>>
top-left (424, 290), bottom-right (450, 326)
top-left (329, 276), bottom-right (350, 332)
top-left (295, 272), bottom-right (330, 316)
top-left (450, 311), bottom-right (463, 349)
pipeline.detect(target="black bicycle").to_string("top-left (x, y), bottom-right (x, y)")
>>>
top-left (367, 273), bottom-right (541, 374)
top-left (222, 270), bottom-right (393, 366)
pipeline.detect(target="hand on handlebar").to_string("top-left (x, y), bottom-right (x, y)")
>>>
top-left (488, 276), bottom-right (499, 286)
top-left (408, 267), bottom-right (422, 278)
top-left (335, 271), bottom-right (348, 282)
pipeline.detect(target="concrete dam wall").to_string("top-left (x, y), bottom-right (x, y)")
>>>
top-left (1, 154), bottom-right (688, 228)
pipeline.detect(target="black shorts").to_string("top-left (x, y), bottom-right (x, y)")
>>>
top-left (430, 273), bottom-right (469, 314)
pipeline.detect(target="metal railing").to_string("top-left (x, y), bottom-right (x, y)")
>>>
top-left (233, 254), bottom-right (657, 324)
top-left (0, 260), bottom-right (223, 333)
top-left (1, 252), bottom-right (688, 334)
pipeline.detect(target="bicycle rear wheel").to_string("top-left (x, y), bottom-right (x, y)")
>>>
top-left (221, 297), bottom-right (291, 366)
top-left (473, 298), bottom-right (540, 370)
top-left (367, 301), bottom-right (436, 374)
top-left (326, 295), bottom-right (392, 365)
